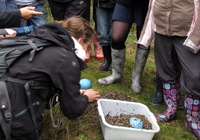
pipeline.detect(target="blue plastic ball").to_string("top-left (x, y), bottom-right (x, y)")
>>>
top-left (130, 117), bottom-right (143, 129)
top-left (79, 79), bottom-right (91, 89)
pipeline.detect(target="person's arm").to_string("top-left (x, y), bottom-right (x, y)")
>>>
top-left (183, 2), bottom-right (200, 54)
top-left (0, 29), bottom-right (10, 35)
top-left (0, 7), bottom-right (43, 28)
top-left (83, 89), bottom-right (100, 103)
top-left (0, 9), bottom-right (21, 28)
top-left (137, 0), bottom-right (155, 49)
top-left (19, 7), bottom-right (43, 20)
top-left (53, 53), bottom-right (100, 119)
top-left (0, 28), bottom-right (17, 38)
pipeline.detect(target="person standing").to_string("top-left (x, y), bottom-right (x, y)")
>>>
top-left (83, 0), bottom-right (104, 62)
top-left (94, 0), bottom-right (116, 71)
top-left (138, 0), bottom-right (200, 138)
top-left (98, 0), bottom-right (150, 94)
top-left (52, 0), bottom-right (104, 63)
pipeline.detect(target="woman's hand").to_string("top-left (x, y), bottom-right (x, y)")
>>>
top-left (5, 29), bottom-right (17, 37)
top-left (80, 89), bottom-right (86, 95)
top-left (83, 89), bottom-right (100, 103)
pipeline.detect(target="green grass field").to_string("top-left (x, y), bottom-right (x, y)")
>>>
top-left (41, 1), bottom-right (198, 140)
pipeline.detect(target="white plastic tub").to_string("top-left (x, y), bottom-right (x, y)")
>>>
top-left (97, 99), bottom-right (160, 140)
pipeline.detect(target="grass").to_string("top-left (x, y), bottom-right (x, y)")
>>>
top-left (41, 1), bottom-right (198, 140)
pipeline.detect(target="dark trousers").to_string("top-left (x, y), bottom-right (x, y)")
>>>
top-left (48, 0), bottom-right (88, 21)
top-left (154, 32), bottom-right (200, 97)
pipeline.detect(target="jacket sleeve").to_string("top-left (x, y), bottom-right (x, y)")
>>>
top-left (0, 29), bottom-right (9, 35)
top-left (183, 0), bottom-right (200, 54)
top-left (0, 9), bottom-right (21, 28)
top-left (52, 53), bottom-right (88, 119)
top-left (137, 0), bottom-right (155, 49)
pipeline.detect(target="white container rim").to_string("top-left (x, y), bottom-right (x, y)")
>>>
top-left (97, 99), bottom-right (160, 133)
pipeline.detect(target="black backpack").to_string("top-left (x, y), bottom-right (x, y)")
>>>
top-left (0, 36), bottom-right (64, 140)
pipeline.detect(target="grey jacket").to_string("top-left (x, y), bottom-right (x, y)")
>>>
top-left (138, 0), bottom-right (200, 54)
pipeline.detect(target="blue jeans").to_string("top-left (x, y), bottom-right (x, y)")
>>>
top-left (95, 7), bottom-right (114, 46)
top-left (17, 1), bottom-right (46, 29)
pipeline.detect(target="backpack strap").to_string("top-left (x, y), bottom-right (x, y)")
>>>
top-left (27, 39), bottom-right (43, 62)
top-left (0, 81), bottom-right (11, 140)
top-left (24, 82), bottom-right (40, 140)
top-left (0, 76), bottom-right (51, 140)
top-left (0, 77), bottom-right (28, 84)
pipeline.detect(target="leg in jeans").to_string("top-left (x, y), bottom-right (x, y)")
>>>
top-left (17, 1), bottom-right (46, 29)
top-left (17, 5), bottom-right (28, 27)
top-left (96, 7), bottom-right (113, 70)
top-left (29, 1), bottom-right (46, 29)
top-left (95, 7), bottom-right (113, 47)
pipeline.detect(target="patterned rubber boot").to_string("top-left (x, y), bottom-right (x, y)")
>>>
top-left (94, 30), bottom-right (104, 60)
top-left (98, 48), bottom-right (125, 85)
top-left (85, 50), bottom-right (91, 62)
top-left (155, 80), bottom-right (180, 122)
top-left (185, 94), bottom-right (200, 138)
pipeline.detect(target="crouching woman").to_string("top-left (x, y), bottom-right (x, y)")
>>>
top-left (0, 16), bottom-right (100, 140)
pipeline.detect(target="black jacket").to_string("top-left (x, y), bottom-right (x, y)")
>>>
top-left (38, 0), bottom-right (46, 4)
top-left (0, 9), bottom-right (21, 28)
top-left (0, 22), bottom-right (88, 139)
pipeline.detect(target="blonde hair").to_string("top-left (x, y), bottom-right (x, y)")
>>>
top-left (56, 16), bottom-right (94, 43)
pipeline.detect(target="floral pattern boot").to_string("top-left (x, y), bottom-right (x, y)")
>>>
top-left (94, 30), bottom-right (104, 60)
top-left (185, 94), bottom-right (200, 138)
top-left (155, 80), bottom-right (180, 122)
top-left (85, 50), bottom-right (91, 62)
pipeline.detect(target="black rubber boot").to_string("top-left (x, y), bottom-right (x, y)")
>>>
top-left (99, 45), bottom-right (112, 72)
top-left (177, 98), bottom-right (184, 110)
top-left (150, 74), bottom-right (164, 105)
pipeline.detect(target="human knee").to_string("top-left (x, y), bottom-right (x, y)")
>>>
top-left (112, 37), bottom-right (125, 50)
